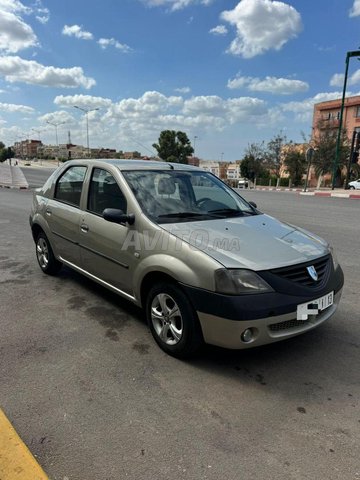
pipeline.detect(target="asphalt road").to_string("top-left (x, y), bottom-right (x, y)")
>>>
top-left (20, 166), bottom-right (56, 188)
top-left (0, 188), bottom-right (359, 480)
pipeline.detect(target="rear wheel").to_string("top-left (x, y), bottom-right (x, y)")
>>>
top-left (349, 186), bottom-right (355, 190)
top-left (36, 232), bottom-right (62, 275)
top-left (146, 283), bottom-right (203, 358)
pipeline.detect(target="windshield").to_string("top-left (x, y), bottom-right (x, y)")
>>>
top-left (122, 170), bottom-right (259, 223)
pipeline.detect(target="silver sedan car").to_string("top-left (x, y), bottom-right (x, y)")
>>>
top-left (29, 160), bottom-right (344, 357)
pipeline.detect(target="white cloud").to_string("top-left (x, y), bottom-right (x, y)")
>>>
top-left (227, 74), bottom-right (309, 95)
top-left (0, 9), bottom-right (38, 53)
top-left (106, 91), bottom-right (183, 121)
top-left (174, 86), bottom-right (191, 93)
top-left (281, 92), bottom-right (344, 123)
top-left (0, 0), bottom-right (31, 14)
top-left (0, 101), bottom-right (34, 113)
top-left (140, 0), bottom-right (213, 11)
top-left (38, 110), bottom-right (77, 126)
top-left (62, 24), bottom-right (94, 40)
top-left (209, 25), bottom-right (228, 35)
top-left (98, 38), bottom-right (132, 53)
top-left (349, 0), bottom-right (360, 17)
top-left (34, 0), bottom-right (50, 24)
top-left (221, 0), bottom-right (302, 58)
top-left (0, 56), bottom-right (96, 89)
top-left (104, 91), bottom-right (268, 137)
top-left (54, 94), bottom-right (112, 109)
top-left (330, 69), bottom-right (360, 87)
top-left (36, 11), bottom-right (50, 24)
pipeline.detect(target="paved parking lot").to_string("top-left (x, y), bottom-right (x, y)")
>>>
top-left (0, 188), bottom-right (359, 480)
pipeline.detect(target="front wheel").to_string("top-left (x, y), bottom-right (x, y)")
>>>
top-left (349, 186), bottom-right (355, 190)
top-left (146, 283), bottom-right (203, 358)
top-left (36, 232), bottom-right (62, 275)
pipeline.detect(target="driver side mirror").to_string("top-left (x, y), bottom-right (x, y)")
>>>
top-left (103, 208), bottom-right (135, 225)
top-left (248, 201), bottom-right (257, 209)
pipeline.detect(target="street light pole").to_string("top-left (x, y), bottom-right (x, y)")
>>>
top-left (32, 128), bottom-right (44, 165)
top-left (73, 106), bottom-right (99, 157)
top-left (46, 121), bottom-right (65, 165)
top-left (304, 147), bottom-right (315, 192)
top-left (332, 49), bottom-right (360, 190)
top-left (193, 135), bottom-right (198, 156)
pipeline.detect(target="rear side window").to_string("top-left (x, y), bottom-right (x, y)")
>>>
top-left (88, 168), bottom-right (127, 215)
top-left (54, 166), bottom-right (87, 207)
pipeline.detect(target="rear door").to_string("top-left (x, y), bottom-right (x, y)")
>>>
top-left (79, 167), bottom-right (134, 297)
top-left (46, 165), bottom-right (87, 266)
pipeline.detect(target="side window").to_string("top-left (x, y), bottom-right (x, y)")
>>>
top-left (88, 168), bottom-right (127, 215)
top-left (54, 166), bottom-right (87, 207)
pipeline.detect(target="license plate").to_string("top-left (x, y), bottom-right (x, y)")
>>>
top-left (297, 292), bottom-right (334, 321)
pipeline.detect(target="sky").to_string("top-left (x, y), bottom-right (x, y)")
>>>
top-left (1, 0), bottom-right (360, 161)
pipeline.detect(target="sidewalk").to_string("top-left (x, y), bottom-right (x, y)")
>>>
top-left (0, 164), bottom-right (29, 189)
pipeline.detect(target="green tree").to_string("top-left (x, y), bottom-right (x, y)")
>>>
top-left (265, 132), bottom-right (287, 186)
top-left (0, 143), bottom-right (14, 163)
top-left (240, 142), bottom-right (266, 182)
top-left (153, 130), bottom-right (194, 164)
top-left (283, 144), bottom-right (307, 186)
top-left (312, 121), bottom-right (350, 188)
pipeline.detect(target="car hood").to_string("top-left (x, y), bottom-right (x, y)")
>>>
top-left (161, 214), bottom-right (329, 270)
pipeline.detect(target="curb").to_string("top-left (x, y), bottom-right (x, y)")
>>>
top-left (251, 188), bottom-right (360, 199)
top-left (0, 408), bottom-right (48, 479)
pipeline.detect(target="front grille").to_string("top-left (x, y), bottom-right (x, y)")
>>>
top-left (271, 255), bottom-right (330, 287)
top-left (269, 319), bottom-right (311, 332)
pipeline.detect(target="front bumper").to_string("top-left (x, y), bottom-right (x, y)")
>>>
top-left (197, 289), bottom-right (342, 349)
top-left (182, 264), bottom-right (344, 349)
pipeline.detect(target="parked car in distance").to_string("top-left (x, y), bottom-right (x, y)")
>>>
top-left (348, 178), bottom-right (360, 189)
top-left (29, 159), bottom-right (344, 358)
top-left (237, 178), bottom-right (249, 189)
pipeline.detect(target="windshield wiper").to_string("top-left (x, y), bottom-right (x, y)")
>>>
top-left (158, 211), bottom-right (218, 219)
top-left (209, 208), bottom-right (257, 217)
top-left (208, 208), bottom-right (244, 217)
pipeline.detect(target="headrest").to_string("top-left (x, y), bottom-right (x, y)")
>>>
top-left (158, 177), bottom-right (176, 195)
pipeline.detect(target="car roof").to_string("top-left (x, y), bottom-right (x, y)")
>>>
top-left (66, 158), bottom-right (204, 172)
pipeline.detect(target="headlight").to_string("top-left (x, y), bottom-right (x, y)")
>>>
top-left (329, 245), bottom-right (339, 270)
top-left (215, 269), bottom-right (274, 295)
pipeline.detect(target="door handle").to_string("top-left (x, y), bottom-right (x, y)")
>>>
top-left (81, 224), bottom-right (89, 233)
top-left (45, 208), bottom-right (52, 216)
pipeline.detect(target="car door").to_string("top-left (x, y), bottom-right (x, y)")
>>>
top-left (79, 167), bottom-right (134, 297)
top-left (46, 165), bottom-right (87, 266)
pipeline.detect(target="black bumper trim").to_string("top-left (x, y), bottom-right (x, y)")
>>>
top-left (182, 266), bottom-right (344, 322)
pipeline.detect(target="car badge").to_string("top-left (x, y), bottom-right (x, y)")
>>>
top-left (307, 265), bottom-right (318, 281)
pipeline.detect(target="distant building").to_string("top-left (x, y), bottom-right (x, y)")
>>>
top-left (187, 156), bottom-right (200, 167)
top-left (199, 160), bottom-right (229, 180)
top-left (226, 162), bottom-right (241, 181)
top-left (312, 95), bottom-right (360, 141)
top-left (14, 139), bottom-right (42, 158)
top-left (121, 151), bottom-right (142, 159)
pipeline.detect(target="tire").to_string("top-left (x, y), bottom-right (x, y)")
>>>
top-left (146, 282), bottom-right (203, 358)
top-left (36, 232), bottom-right (62, 275)
top-left (349, 186), bottom-right (355, 190)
